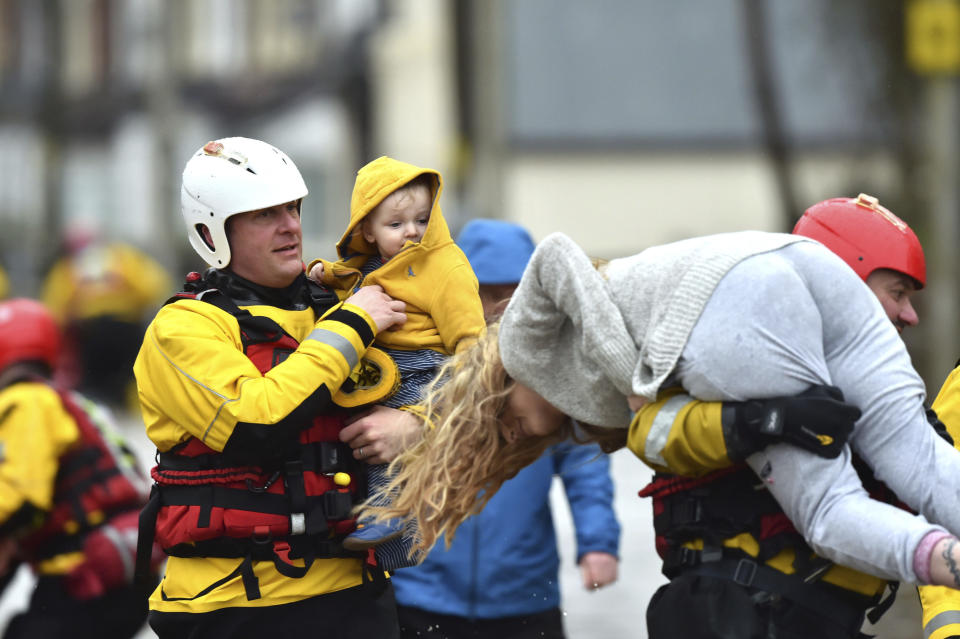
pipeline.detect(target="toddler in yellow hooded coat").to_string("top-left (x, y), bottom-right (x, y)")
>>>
top-left (311, 156), bottom-right (485, 567)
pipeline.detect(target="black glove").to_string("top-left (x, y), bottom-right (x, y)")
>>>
top-left (722, 384), bottom-right (860, 461)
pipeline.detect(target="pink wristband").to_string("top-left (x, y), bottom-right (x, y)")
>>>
top-left (915, 531), bottom-right (954, 584)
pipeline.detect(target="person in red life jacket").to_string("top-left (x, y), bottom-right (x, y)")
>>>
top-left (630, 194), bottom-right (943, 639)
top-left (0, 298), bottom-right (159, 639)
top-left (133, 137), bottom-right (409, 639)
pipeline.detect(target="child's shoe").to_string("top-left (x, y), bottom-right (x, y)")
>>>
top-left (342, 519), bottom-right (404, 551)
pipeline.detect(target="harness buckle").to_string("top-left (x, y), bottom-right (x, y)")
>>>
top-left (732, 558), bottom-right (758, 587)
top-left (273, 540), bottom-right (293, 565)
top-left (245, 470), bottom-right (280, 493)
top-left (251, 526), bottom-right (273, 545)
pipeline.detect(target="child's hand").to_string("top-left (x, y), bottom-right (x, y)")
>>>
top-left (308, 262), bottom-right (324, 282)
top-left (627, 395), bottom-right (648, 412)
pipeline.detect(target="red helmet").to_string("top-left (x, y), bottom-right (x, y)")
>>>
top-left (793, 193), bottom-right (926, 288)
top-left (0, 299), bottom-right (61, 373)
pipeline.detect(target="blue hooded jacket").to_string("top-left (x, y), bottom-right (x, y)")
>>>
top-left (390, 441), bottom-right (620, 618)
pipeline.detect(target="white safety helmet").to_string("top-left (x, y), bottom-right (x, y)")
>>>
top-left (181, 137), bottom-right (308, 267)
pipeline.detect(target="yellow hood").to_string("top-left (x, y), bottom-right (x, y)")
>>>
top-left (337, 156), bottom-right (453, 260)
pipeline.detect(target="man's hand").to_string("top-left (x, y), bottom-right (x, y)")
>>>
top-left (344, 285), bottom-right (406, 333)
top-left (580, 551), bottom-right (618, 591)
top-left (340, 405), bottom-right (423, 464)
top-left (723, 384), bottom-right (860, 460)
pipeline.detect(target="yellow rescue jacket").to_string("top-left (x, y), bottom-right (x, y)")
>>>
top-left (0, 381), bottom-right (146, 579)
top-left (134, 272), bottom-right (382, 613)
top-left (918, 365), bottom-right (960, 639)
top-left (41, 242), bottom-right (171, 325)
top-left (311, 156), bottom-right (484, 355)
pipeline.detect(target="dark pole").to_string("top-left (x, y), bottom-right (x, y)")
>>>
top-left (741, 0), bottom-right (799, 230)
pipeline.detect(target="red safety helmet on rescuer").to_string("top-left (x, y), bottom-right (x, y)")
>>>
top-left (0, 298), bottom-right (61, 373)
top-left (793, 193), bottom-right (926, 289)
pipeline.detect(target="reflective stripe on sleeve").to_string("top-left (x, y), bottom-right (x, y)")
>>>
top-left (645, 393), bottom-right (692, 466)
top-left (305, 328), bottom-right (359, 371)
top-left (925, 610), bottom-right (960, 639)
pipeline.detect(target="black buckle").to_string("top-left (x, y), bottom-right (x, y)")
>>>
top-left (732, 558), bottom-right (758, 587)
top-left (318, 442), bottom-right (343, 474)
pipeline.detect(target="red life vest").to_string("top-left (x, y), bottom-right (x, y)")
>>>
top-left (638, 464), bottom-right (805, 577)
top-left (137, 287), bottom-right (372, 599)
top-left (20, 387), bottom-right (147, 567)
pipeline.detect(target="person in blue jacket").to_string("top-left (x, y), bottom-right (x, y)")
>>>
top-left (390, 219), bottom-right (621, 639)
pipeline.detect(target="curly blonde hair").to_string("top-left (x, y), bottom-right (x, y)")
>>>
top-left (365, 323), bottom-right (573, 560)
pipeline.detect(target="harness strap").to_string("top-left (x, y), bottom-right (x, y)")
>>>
top-left (163, 535), bottom-right (361, 562)
top-left (135, 485), bottom-right (161, 586)
top-left (160, 555), bottom-right (261, 602)
top-left (866, 580), bottom-right (898, 624)
top-left (639, 466), bottom-right (741, 500)
top-left (687, 557), bottom-right (870, 634)
top-left (361, 549), bottom-right (388, 597)
top-left (155, 483), bottom-right (354, 522)
top-left (157, 442), bottom-right (351, 476)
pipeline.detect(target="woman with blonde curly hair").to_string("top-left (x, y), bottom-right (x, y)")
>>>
top-left (375, 230), bottom-right (960, 595)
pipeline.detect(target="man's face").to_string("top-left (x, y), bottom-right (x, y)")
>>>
top-left (865, 268), bottom-right (920, 333)
top-left (226, 200), bottom-right (303, 288)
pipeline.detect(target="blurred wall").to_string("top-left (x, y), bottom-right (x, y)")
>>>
top-left (0, 0), bottom-right (955, 393)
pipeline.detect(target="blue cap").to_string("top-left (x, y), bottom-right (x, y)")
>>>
top-left (456, 219), bottom-right (536, 285)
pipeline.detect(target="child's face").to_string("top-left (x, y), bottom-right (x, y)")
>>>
top-left (361, 184), bottom-right (431, 260)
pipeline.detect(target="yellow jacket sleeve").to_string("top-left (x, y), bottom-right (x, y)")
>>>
top-left (918, 368), bottom-right (960, 638)
top-left (0, 383), bottom-right (78, 525)
top-left (134, 298), bottom-right (376, 453)
top-left (920, 584), bottom-right (960, 639)
top-left (627, 388), bottom-right (730, 477)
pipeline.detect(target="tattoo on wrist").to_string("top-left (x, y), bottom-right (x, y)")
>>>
top-left (943, 538), bottom-right (960, 588)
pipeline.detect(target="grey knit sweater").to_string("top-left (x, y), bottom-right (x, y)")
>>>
top-left (499, 231), bottom-right (808, 428)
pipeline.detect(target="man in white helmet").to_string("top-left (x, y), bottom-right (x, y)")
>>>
top-left (133, 138), bottom-right (409, 638)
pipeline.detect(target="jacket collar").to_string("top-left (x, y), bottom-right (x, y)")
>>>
top-left (204, 268), bottom-right (337, 313)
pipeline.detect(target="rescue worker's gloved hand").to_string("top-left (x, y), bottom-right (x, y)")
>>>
top-left (722, 384), bottom-right (860, 461)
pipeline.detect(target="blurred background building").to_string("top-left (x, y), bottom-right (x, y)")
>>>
top-left (0, 2), bottom-right (957, 635)
top-left (2, 0), bottom-right (957, 390)
top-left (1, 0), bottom-right (958, 383)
